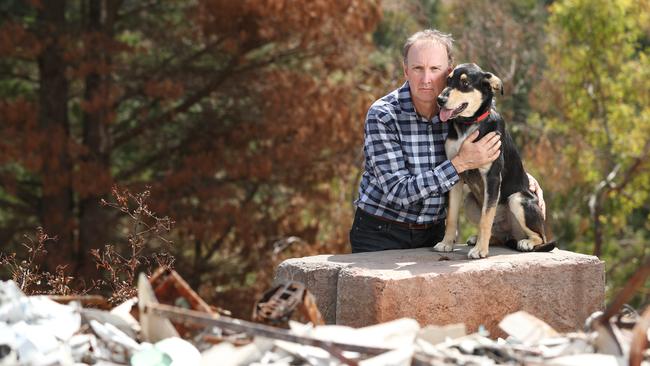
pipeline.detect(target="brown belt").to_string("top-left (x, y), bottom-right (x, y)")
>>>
top-left (363, 211), bottom-right (436, 230)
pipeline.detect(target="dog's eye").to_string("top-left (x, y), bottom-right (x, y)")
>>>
top-left (462, 80), bottom-right (469, 88)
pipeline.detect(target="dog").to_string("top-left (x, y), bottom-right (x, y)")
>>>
top-left (433, 63), bottom-right (555, 259)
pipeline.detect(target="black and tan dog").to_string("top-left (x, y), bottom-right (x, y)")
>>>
top-left (433, 63), bottom-right (555, 259)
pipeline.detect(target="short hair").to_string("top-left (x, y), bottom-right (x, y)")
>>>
top-left (403, 29), bottom-right (454, 66)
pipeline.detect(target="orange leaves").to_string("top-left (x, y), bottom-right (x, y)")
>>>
top-left (0, 98), bottom-right (37, 128)
top-left (250, 158), bottom-right (273, 180)
top-left (1, 0), bottom-right (383, 309)
top-left (196, 0), bottom-right (379, 52)
top-left (0, 98), bottom-right (42, 169)
top-left (71, 60), bottom-right (113, 78)
top-left (73, 161), bottom-right (113, 198)
top-left (0, 21), bottom-right (41, 58)
top-left (144, 79), bottom-right (185, 100)
top-left (79, 84), bottom-right (122, 124)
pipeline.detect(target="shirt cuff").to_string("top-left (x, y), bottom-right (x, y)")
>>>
top-left (431, 159), bottom-right (460, 194)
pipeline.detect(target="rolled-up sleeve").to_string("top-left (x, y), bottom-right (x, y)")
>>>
top-left (365, 106), bottom-right (459, 208)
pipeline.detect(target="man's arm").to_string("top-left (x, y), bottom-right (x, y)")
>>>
top-left (365, 107), bottom-right (459, 207)
top-left (527, 173), bottom-right (546, 219)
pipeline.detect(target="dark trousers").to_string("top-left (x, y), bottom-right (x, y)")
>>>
top-left (349, 209), bottom-right (446, 253)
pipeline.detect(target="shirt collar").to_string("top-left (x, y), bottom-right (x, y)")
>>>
top-left (398, 81), bottom-right (441, 124)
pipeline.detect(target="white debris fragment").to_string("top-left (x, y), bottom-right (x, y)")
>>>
top-left (81, 304), bottom-right (140, 339)
top-left (200, 337), bottom-right (274, 366)
top-left (67, 333), bottom-right (97, 363)
top-left (358, 345), bottom-right (414, 366)
top-left (89, 320), bottom-right (142, 352)
top-left (289, 317), bottom-right (420, 351)
top-left (154, 337), bottom-right (201, 366)
top-left (13, 320), bottom-right (62, 362)
top-left (417, 323), bottom-right (466, 346)
top-left (0, 281), bottom-right (83, 365)
top-left (273, 339), bottom-right (335, 366)
top-left (499, 310), bottom-right (559, 344)
top-left (110, 298), bottom-right (141, 334)
top-left (543, 353), bottom-right (626, 366)
top-left (0, 295), bottom-right (81, 341)
top-left (536, 333), bottom-right (594, 358)
top-left (137, 274), bottom-right (179, 343)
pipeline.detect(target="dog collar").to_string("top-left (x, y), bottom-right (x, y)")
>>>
top-left (473, 110), bottom-right (490, 123)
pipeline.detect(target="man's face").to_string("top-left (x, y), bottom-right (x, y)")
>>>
top-left (403, 40), bottom-right (451, 112)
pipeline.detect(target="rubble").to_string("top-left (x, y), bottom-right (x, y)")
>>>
top-left (253, 281), bottom-right (324, 327)
top-left (0, 267), bottom-right (647, 366)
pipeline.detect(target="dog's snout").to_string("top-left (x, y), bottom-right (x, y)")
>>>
top-left (437, 88), bottom-right (450, 106)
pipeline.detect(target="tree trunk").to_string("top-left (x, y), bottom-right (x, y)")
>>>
top-left (76, 0), bottom-right (117, 277)
top-left (37, 0), bottom-right (74, 273)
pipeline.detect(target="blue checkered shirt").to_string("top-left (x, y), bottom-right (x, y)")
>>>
top-left (354, 82), bottom-right (460, 224)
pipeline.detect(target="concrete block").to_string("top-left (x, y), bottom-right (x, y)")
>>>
top-left (274, 246), bottom-right (605, 337)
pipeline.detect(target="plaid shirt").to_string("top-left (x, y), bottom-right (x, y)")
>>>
top-left (354, 82), bottom-right (460, 224)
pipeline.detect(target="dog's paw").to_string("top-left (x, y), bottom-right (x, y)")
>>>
top-left (517, 239), bottom-right (536, 251)
top-left (466, 235), bottom-right (478, 246)
top-left (468, 246), bottom-right (489, 259)
top-left (433, 241), bottom-right (455, 252)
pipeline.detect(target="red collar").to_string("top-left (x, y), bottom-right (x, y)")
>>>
top-left (473, 110), bottom-right (491, 123)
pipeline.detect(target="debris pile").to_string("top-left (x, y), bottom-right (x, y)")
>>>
top-left (0, 267), bottom-right (648, 366)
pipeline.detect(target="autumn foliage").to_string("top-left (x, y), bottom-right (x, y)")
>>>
top-left (0, 0), bottom-right (380, 315)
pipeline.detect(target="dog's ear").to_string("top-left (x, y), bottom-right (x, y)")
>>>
top-left (484, 72), bottom-right (503, 95)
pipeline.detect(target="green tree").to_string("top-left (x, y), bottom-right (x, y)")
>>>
top-left (531, 0), bottom-right (650, 306)
top-left (440, 0), bottom-right (549, 131)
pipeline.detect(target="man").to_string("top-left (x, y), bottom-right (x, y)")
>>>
top-left (350, 29), bottom-right (545, 253)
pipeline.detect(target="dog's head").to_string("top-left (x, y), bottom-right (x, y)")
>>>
top-left (437, 63), bottom-right (502, 122)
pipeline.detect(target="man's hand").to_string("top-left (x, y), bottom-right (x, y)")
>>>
top-left (451, 130), bottom-right (501, 174)
top-left (527, 173), bottom-right (546, 219)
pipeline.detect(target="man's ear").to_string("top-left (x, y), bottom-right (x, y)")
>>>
top-left (484, 72), bottom-right (503, 95)
top-left (403, 61), bottom-right (408, 78)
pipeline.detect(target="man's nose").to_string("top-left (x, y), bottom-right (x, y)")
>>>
top-left (423, 69), bottom-right (435, 83)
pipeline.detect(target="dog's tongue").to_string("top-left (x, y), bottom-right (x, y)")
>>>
top-left (439, 108), bottom-right (454, 122)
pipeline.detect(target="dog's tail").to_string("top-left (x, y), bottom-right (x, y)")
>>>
top-left (505, 239), bottom-right (557, 252)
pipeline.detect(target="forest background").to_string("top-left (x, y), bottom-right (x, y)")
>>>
top-left (0, 0), bottom-right (648, 319)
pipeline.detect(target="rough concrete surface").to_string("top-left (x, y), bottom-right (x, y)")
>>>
top-left (274, 246), bottom-right (605, 337)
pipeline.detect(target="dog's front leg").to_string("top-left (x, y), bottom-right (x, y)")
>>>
top-left (468, 173), bottom-right (500, 259)
top-left (433, 181), bottom-right (463, 252)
